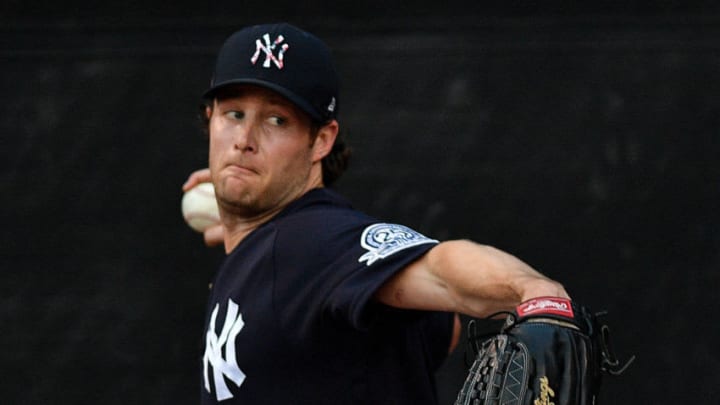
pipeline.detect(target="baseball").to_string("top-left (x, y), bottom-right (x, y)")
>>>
top-left (181, 182), bottom-right (221, 232)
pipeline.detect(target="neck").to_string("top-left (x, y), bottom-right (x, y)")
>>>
top-left (220, 165), bottom-right (326, 253)
top-left (222, 178), bottom-right (325, 253)
top-left (221, 205), bottom-right (285, 253)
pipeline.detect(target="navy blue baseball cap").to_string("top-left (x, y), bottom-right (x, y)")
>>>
top-left (204, 23), bottom-right (339, 123)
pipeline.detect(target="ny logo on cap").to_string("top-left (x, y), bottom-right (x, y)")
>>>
top-left (251, 33), bottom-right (289, 69)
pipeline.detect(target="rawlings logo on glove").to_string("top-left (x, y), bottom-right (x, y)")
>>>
top-left (517, 297), bottom-right (574, 318)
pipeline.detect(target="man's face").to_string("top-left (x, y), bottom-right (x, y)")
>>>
top-left (207, 84), bottom-right (320, 218)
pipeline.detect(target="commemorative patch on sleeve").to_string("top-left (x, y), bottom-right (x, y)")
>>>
top-left (358, 223), bottom-right (438, 265)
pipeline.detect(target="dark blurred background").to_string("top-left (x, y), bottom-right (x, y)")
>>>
top-left (2, 1), bottom-right (718, 404)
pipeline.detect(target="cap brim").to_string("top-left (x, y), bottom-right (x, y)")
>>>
top-left (203, 79), bottom-right (322, 122)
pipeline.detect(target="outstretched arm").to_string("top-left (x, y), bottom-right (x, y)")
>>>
top-left (374, 240), bottom-right (569, 318)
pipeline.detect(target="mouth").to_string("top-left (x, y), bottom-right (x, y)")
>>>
top-left (225, 163), bottom-right (258, 177)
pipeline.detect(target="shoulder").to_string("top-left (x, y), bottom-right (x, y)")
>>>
top-left (274, 204), bottom-right (373, 262)
top-left (275, 191), bottom-right (439, 260)
top-left (273, 188), bottom-right (375, 246)
top-left (272, 188), bottom-right (439, 277)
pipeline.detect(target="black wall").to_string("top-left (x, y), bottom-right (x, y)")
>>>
top-left (2, 3), bottom-right (718, 404)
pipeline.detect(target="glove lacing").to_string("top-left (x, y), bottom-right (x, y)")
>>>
top-left (595, 311), bottom-right (636, 375)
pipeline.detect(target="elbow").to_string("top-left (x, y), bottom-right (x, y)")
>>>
top-left (427, 239), bottom-right (495, 271)
top-left (427, 239), bottom-right (478, 263)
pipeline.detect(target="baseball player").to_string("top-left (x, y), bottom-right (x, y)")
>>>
top-left (183, 23), bottom-right (569, 404)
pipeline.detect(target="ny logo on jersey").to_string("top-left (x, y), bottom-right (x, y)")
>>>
top-left (203, 299), bottom-right (246, 401)
top-left (251, 33), bottom-right (289, 69)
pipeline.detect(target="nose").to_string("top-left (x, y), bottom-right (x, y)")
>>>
top-left (234, 120), bottom-right (257, 153)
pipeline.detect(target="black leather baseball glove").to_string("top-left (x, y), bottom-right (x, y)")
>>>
top-left (454, 297), bottom-right (633, 405)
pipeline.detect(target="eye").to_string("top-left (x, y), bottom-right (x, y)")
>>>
top-left (268, 116), bottom-right (287, 126)
top-left (224, 110), bottom-right (244, 120)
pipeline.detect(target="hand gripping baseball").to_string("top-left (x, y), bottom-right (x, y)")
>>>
top-left (454, 297), bottom-right (634, 405)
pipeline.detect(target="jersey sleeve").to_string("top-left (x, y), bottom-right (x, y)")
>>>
top-left (271, 209), bottom-right (439, 334)
top-left (326, 222), bottom-right (439, 329)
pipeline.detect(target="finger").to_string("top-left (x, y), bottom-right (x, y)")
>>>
top-left (182, 168), bottom-right (212, 191)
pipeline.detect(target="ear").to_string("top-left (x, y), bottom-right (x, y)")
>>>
top-left (311, 120), bottom-right (339, 163)
top-left (205, 105), bottom-right (213, 119)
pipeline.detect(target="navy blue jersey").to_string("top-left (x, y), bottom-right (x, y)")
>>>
top-left (201, 188), bottom-right (454, 404)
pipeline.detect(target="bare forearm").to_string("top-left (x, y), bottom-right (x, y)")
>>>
top-left (427, 240), bottom-right (568, 316)
top-left (375, 239), bottom-right (568, 317)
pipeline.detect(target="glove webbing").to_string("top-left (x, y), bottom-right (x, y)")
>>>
top-left (462, 335), bottom-right (534, 402)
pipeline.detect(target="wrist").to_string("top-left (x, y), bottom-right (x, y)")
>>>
top-left (517, 278), bottom-right (570, 302)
